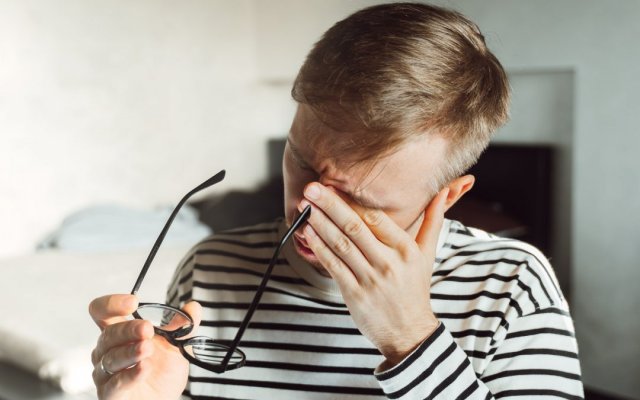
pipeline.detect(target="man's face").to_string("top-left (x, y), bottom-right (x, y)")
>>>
top-left (283, 104), bottom-right (448, 272)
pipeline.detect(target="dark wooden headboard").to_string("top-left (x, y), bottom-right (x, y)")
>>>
top-left (193, 139), bottom-right (553, 256)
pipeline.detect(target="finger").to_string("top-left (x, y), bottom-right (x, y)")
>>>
top-left (353, 205), bottom-right (409, 249)
top-left (98, 358), bottom-right (150, 396)
top-left (93, 339), bottom-right (153, 386)
top-left (303, 224), bottom-right (359, 291)
top-left (92, 357), bottom-right (115, 387)
top-left (301, 184), bottom-right (387, 265)
top-left (89, 294), bottom-right (139, 330)
top-left (415, 188), bottom-right (449, 254)
top-left (299, 201), bottom-right (374, 283)
top-left (93, 319), bottom-right (154, 364)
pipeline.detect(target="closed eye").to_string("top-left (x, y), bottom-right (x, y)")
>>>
top-left (287, 139), bottom-right (315, 171)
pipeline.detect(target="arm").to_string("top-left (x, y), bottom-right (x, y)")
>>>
top-left (300, 182), bottom-right (583, 399)
top-left (374, 306), bottom-right (583, 399)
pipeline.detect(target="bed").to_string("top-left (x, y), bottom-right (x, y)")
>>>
top-left (0, 204), bottom-right (209, 399)
top-left (0, 244), bottom-right (195, 399)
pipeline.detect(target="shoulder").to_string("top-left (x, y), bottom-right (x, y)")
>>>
top-left (437, 219), bottom-right (565, 315)
top-left (173, 219), bottom-right (281, 271)
top-left (188, 219), bottom-right (283, 270)
top-left (167, 219), bottom-right (282, 306)
top-left (196, 219), bottom-right (282, 248)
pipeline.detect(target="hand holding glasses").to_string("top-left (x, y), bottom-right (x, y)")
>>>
top-left (129, 170), bottom-right (311, 373)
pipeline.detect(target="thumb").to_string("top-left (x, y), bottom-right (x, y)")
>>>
top-left (415, 188), bottom-right (449, 255)
top-left (181, 301), bottom-right (202, 338)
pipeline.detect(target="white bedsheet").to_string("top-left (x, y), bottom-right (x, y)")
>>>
top-left (0, 244), bottom-right (192, 394)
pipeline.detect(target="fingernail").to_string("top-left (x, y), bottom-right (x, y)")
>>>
top-left (304, 184), bottom-right (320, 200)
top-left (304, 224), bottom-right (316, 238)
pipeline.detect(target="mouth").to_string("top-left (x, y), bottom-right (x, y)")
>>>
top-left (293, 233), bottom-right (316, 258)
top-left (292, 227), bottom-right (331, 277)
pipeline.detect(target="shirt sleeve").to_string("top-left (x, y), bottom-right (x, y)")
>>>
top-left (374, 306), bottom-right (583, 399)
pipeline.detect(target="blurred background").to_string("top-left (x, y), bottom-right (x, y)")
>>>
top-left (0, 1), bottom-right (638, 399)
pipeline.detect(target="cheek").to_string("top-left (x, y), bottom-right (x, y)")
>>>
top-left (384, 194), bottom-right (429, 233)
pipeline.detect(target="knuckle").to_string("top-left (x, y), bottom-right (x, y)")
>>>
top-left (360, 273), bottom-right (376, 289)
top-left (130, 343), bottom-right (139, 358)
top-left (313, 236), bottom-right (326, 250)
top-left (363, 209), bottom-right (384, 226)
top-left (101, 326), bottom-right (113, 346)
top-left (378, 261), bottom-right (395, 279)
top-left (326, 258), bottom-right (343, 273)
top-left (333, 235), bottom-right (351, 255)
top-left (344, 219), bottom-right (363, 236)
top-left (129, 321), bottom-right (141, 338)
top-left (92, 367), bottom-right (101, 384)
top-left (324, 197), bottom-right (336, 212)
top-left (396, 241), bottom-right (413, 258)
top-left (349, 287), bottom-right (365, 302)
top-left (91, 348), bottom-right (99, 365)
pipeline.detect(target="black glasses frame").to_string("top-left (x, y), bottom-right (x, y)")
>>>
top-left (129, 169), bottom-right (311, 373)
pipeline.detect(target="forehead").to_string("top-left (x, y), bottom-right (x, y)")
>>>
top-left (289, 104), bottom-right (381, 172)
top-left (289, 105), bottom-right (344, 148)
top-left (289, 104), bottom-right (388, 164)
top-left (289, 105), bottom-right (446, 209)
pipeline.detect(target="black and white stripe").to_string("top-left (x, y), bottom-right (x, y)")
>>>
top-left (166, 219), bottom-right (583, 399)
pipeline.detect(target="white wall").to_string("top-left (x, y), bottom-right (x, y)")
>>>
top-left (0, 0), bottom-right (281, 256)
top-left (1, 0), bottom-right (638, 397)
top-left (452, 4), bottom-right (640, 396)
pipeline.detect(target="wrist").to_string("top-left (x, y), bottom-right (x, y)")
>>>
top-left (380, 319), bottom-right (440, 368)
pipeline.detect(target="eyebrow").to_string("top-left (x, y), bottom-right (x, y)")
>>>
top-left (287, 137), bottom-right (382, 209)
top-left (287, 137), bottom-right (308, 166)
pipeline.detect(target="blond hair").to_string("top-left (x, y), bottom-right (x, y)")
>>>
top-left (292, 2), bottom-right (510, 192)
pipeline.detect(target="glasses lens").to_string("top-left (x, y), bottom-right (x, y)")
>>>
top-left (182, 337), bottom-right (246, 370)
top-left (135, 303), bottom-right (193, 337)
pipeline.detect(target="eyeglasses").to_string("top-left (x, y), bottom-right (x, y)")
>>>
top-left (130, 170), bottom-right (311, 373)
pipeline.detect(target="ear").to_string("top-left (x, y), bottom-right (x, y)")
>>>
top-left (442, 174), bottom-right (475, 212)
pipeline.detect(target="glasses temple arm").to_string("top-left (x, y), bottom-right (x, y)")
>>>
top-left (220, 205), bottom-right (311, 369)
top-left (130, 170), bottom-right (226, 295)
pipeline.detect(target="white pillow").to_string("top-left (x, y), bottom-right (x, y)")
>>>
top-left (37, 204), bottom-right (211, 252)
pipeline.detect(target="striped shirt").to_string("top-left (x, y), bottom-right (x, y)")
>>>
top-left (167, 218), bottom-right (583, 399)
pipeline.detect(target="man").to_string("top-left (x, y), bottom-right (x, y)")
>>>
top-left (89, 3), bottom-right (583, 399)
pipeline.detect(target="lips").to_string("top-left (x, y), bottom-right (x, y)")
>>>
top-left (294, 232), bottom-right (309, 247)
top-left (293, 234), bottom-right (315, 257)
top-left (294, 233), bottom-right (311, 250)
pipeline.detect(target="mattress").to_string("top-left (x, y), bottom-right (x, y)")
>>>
top-left (0, 244), bottom-right (192, 396)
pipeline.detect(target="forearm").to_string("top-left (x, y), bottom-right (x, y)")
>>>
top-left (375, 323), bottom-right (492, 399)
top-left (375, 310), bottom-right (583, 399)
